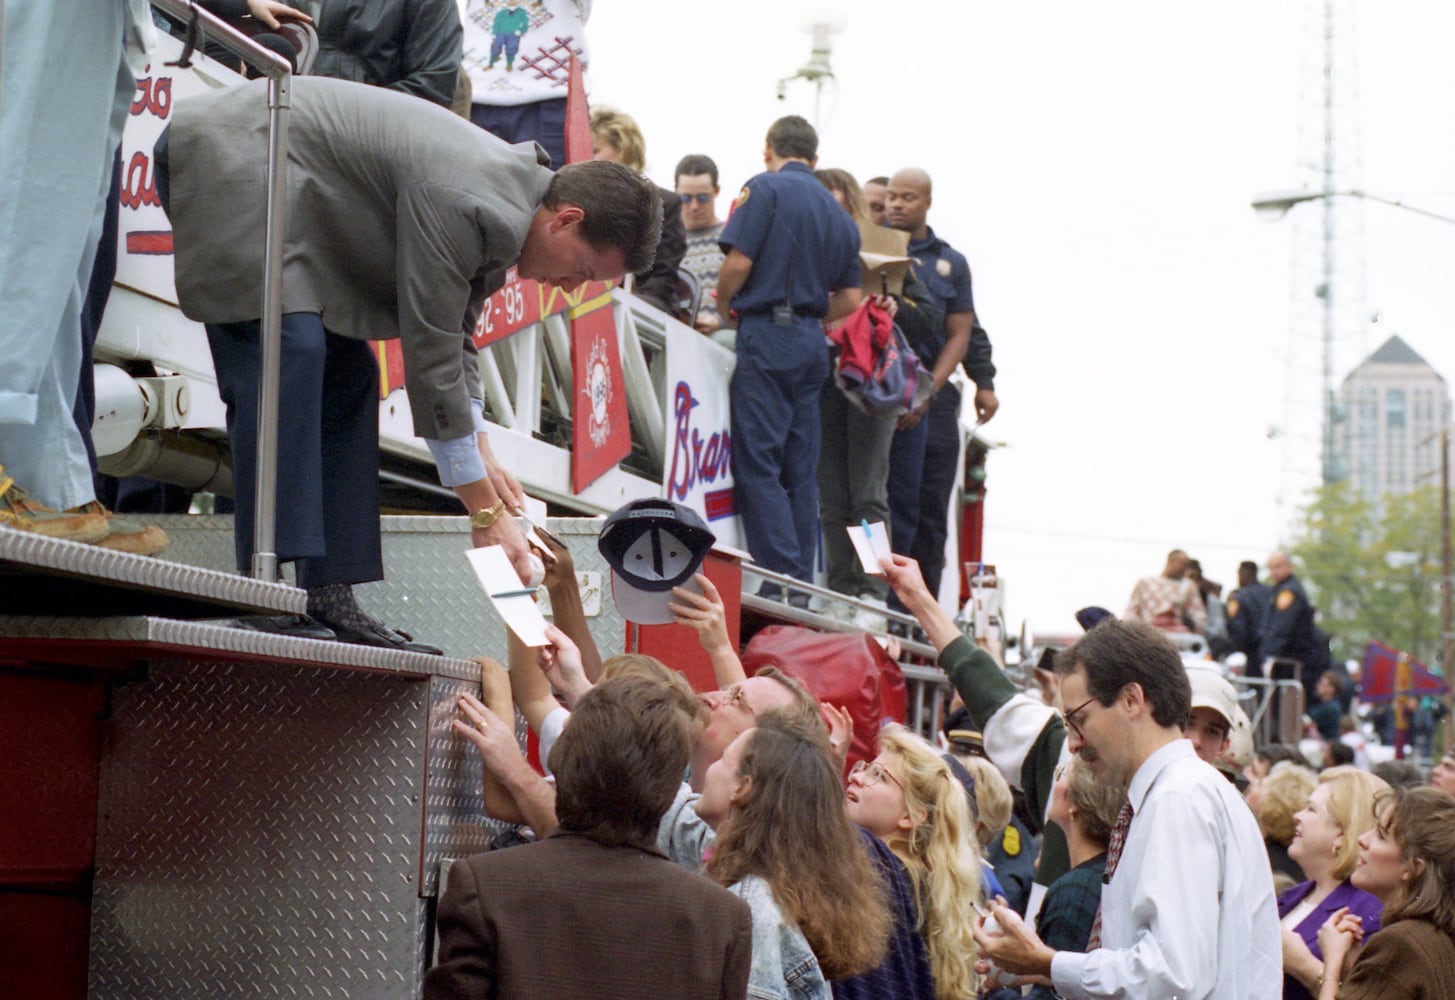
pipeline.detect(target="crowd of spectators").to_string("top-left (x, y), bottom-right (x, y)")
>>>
top-left (431, 504), bottom-right (1455, 999)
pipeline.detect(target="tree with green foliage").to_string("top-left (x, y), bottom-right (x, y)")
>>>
top-left (1287, 483), bottom-right (1444, 666)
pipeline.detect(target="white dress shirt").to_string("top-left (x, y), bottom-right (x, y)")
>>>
top-left (1050, 739), bottom-right (1281, 999)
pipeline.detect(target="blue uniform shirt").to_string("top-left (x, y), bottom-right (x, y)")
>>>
top-left (719, 161), bottom-right (860, 318)
top-left (906, 226), bottom-right (974, 359)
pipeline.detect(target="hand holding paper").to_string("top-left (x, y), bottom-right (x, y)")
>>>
top-left (848, 520), bottom-right (893, 575)
top-left (466, 544), bottom-right (549, 646)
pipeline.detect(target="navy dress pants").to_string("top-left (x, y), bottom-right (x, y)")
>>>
top-left (888, 384), bottom-right (962, 597)
top-left (205, 314), bottom-right (383, 588)
top-left (730, 314), bottom-right (828, 585)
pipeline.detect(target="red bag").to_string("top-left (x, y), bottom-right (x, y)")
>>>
top-left (740, 625), bottom-right (907, 772)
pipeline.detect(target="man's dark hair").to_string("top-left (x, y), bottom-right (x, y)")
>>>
top-left (1256, 743), bottom-right (1305, 769)
top-left (549, 675), bottom-right (692, 847)
top-left (545, 160), bottom-right (663, 274)
top-left (674, 153), bottom-right (719, 187)
top-left (766, 115), bottom-right (817, 162)
top-left (1054, 618), bottom-right (1191, 730)
top-left (1324, 741), bottom-right (1356, 767)
top-left (1371, 758), bottom-right (1424, 789)
top-left (1238, 560), bottom-right (1259, 585)
top-left (866, 175), bottom-right (890, 187)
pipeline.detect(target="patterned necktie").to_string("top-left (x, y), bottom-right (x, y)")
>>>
top-left (1086, 801), bottom-right (1134, 950)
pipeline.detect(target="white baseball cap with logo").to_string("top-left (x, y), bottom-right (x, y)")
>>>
top-left (597, 498), bottom-right (717, 625)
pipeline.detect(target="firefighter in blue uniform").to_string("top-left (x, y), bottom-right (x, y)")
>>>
top-left (716, 116), bottom-right (861, 596)
top-left (1226, 559), bottom-right (1273, 675)
top-left (1260, 550), bottom-right (1327, 701)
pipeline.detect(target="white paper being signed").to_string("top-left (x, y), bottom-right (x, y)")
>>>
top-left (465, 545), bottom-right (549, 647)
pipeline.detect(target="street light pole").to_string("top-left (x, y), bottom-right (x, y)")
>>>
top-left (1443, 427), bottom-right (1452, 680)
top-left (1251, 187), bottom-right (1455, 487)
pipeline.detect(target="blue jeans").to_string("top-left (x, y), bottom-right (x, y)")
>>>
top-left (0, 0), bottom-right (134, 509)
top-left (730, 315), bottom-right (828, 584)
top-left (887, 384), bottom-right (961, 597)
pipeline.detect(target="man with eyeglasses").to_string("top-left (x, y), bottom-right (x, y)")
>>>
top-left (971, 618), bottom-right (1279, 1000)
top-left (674, 154), bottom-right (732, 342)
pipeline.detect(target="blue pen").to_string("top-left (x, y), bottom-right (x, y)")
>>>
top-left (492, 587), bottom-right (538, 599)
top-left (861, 518), bottom-right (873, 539)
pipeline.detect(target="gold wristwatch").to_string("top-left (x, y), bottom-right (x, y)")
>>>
top-left (470, 499), bottom-right (506, 530)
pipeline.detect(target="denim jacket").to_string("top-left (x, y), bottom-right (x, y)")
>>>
top-left (731, 875), bottom-right (830, 1000)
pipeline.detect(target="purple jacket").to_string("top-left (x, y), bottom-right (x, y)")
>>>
top-left (1278, 879), bottom-right (1383, 1000)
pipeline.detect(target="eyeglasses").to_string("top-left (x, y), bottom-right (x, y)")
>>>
top-left (1062, 696), bottom-right (1099, 743)
top-left (849, 759), bottom-right (905, 791)
top-left (679, 192), bottom-right (713, 204)
top-left (723, 684), bottom-right (755, 717)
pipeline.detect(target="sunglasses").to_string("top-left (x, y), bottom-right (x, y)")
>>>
top-left (679, 192), bottom-right (713, 204)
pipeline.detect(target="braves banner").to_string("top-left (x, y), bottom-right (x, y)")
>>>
top-left (661, 321), bottom-right (742, 548)
top-left (569, 291), bottom-right (631, 492)
top-left (115, 35), bottom-right (207, 303)
top-left (1360, 641), bottom-right (1450, 703)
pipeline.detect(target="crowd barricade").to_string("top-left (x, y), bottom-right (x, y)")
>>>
top-left (1235, 668), bottom-right (1308, 746)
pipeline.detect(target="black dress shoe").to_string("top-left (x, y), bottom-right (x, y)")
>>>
top-left (234, 613), bottom-right (338, 641)
top-left (321, 616), bottom-right (444, 656)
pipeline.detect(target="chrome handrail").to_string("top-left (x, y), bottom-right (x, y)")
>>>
top-left (150, 0), bottom-right (291, 580)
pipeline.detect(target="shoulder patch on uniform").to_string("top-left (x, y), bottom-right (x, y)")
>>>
top-left (936, 258), bottom-right (952, 277)
top-left (733, 185), bottom-right (751, 209)
top-left (1276, 589), bottom-right (1295, 611)
top-left (1001, 824), bottom-right (1021, 857)
top-left (1227, 597), bottom-right (1240, 618)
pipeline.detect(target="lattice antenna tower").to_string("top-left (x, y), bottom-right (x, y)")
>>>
top-left (1277, 0), bottom-right (1370, 509)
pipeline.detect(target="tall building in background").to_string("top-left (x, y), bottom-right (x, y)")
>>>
top-left (1336, 335), bottom-right (1450, 505)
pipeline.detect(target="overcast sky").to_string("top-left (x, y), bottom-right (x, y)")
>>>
top-left (587, 0), bottom-right (1455, 636)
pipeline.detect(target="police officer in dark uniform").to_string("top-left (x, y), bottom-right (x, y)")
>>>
top-left (1226, 559), bottom-right (1274, 674)
top-left (883, 167), bottom-right (997, 600)
top-left (1260, 551), bottom-right (1322, 700)
top-left (717, 116), bottom-right (861, 595)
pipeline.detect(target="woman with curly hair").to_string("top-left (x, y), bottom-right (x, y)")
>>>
top-left (1314, 785), bottom-right (1455, 999)
top-left (842, 723), bottom-right (982, 999)
top-left (1258, 760), bottom-right (1320, 892)
top-left (696, 711), bottom-right (891, 999)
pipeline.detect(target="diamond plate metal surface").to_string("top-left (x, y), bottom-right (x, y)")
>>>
top-left (419, 675), bottom-right (504, 898)
top-left (90, 659), bottom-right (430, 999)
top-left (365, 515), bottom-right (627, 662)
top-left (147, 515), bottom-right (629, 660)
top-left (0, 522), bottom-right (301, 616)
top-left (0, 615), bottom-right (484, 680)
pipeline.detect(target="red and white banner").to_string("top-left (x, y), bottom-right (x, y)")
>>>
top-left (661, 321), bottom-right (741, 547)
top-left (568, 291), bottom-right (631, 492)
top-left (116, 35), bottom-right (219, 304)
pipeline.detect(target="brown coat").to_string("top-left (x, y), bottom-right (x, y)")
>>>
top-left (425, 831), bottom-right (752, 1000)
top-left (1339, 918), bottom-right (1455, 1000)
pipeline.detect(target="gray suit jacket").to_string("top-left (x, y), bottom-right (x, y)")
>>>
top-left (167, 76), bottom-right (552, 440)
top-left (426, 832), bottom-right (753, 1000)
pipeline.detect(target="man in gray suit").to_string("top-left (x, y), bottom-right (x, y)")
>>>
top-left (158, 77), bottom-right (661, 650)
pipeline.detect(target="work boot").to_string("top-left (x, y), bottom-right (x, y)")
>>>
top-left (0, 467), bottom-right (110, 543)
top-left (73, 501), bottom-right (169, 556)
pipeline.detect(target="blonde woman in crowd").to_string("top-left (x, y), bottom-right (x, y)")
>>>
top-left (1258, 760), bottom-right (1320, 892)
top-left (1279, 770), bottom-right (1387, 1000)
top-left (844, 723), bottom-right (981, 998)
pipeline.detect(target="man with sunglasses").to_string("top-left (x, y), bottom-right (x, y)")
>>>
top-left (674, 154), bottom-right (731, 340)
top-left (972, 619), bottom-right (1279, 999)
